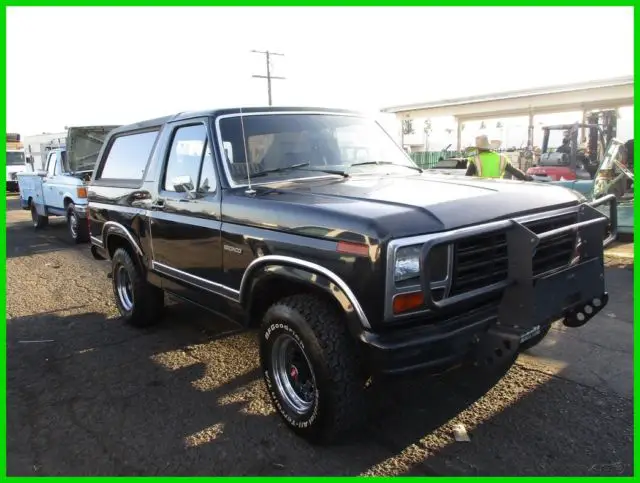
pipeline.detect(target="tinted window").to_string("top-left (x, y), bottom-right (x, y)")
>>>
top-left (197, 143), bottom-right (217, 193)
top-left (163, 124), bottom-right (207, 192)
top-left (100, 130), bottom-right (158, 180)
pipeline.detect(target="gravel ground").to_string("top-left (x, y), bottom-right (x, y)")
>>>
top-left (5, 195), bottom-right (633, 476)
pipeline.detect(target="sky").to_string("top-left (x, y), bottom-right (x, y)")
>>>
top-left (6, 6), bottom-right (634, 136)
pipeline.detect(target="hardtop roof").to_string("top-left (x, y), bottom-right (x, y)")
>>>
top-left (110, 106), bottom-right (365, 136)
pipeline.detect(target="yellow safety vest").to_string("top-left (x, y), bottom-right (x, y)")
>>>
top-left (469, 151), bottom-right (509, 178)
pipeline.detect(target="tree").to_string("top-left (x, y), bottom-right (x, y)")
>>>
top-left (402, 119), bottom-right (415, 135)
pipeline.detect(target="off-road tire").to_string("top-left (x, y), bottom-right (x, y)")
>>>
top-left (519, 324), bottom-right (552, 352)
top-left (259, 294), bottom-right (367, 444)
top-left (66, 203), bottom-right (89, 244)
top-left (30, 203), bottom-right (48, 229)
top-left (111, 248), bottom-right (164, 327)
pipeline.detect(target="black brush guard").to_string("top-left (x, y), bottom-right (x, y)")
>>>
top-left (417, 195), bottom-right (617, 366)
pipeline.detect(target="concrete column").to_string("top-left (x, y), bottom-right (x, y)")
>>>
top-left (527, 109), bottom-right (534, 148)
top-left (456, 118), bottom-right (462, 151)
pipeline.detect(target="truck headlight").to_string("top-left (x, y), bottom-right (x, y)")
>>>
top-left (394, 244), bottom-right (450, 284)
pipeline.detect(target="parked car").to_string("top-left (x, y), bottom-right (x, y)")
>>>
top-left (87, 107), bottom-right (616, 443)
top-left (17, 125), bottom-right (119, 243)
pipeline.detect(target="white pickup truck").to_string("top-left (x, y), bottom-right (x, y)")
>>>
top-left (17, 125), bottom-right (119, 243)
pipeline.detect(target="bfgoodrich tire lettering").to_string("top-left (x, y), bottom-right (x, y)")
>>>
top-left (519, 324), bottom-right (552, 352)
top-left (259, 294), bottom-right (367, 443)
top-left (111, 248), bottom-right (164, 327)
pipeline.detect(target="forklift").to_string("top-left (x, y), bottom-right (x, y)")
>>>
top-left (527, 109), bottom-right (617, 182)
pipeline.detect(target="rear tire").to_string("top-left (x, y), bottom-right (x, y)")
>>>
top-left (66, 203), bottom-right (89, 244)
top-left (111, 248), bottom-right (164, 327)
top-left (259, 294), bottom-right (367, 444)
top-left (30, 203), bottom-right (48, 229)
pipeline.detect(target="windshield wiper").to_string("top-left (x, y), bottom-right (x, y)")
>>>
top-left (349, 161), bottom-right (423, 173)
top-left (243, 162), bottom-right (348, 179)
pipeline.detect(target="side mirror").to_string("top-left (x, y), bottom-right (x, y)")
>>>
top-left (172, 175), bottom-right (196, 198)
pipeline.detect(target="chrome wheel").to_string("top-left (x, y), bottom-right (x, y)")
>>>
top-left (68, 211), bottom-right (78, 239)
top-left (115, 265), bottom-right (134, 312)
top-left (271, 332), bottom-right (317, 415)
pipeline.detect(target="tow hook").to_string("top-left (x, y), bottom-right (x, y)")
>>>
top-left (563, 293), bottom-right (609, 328)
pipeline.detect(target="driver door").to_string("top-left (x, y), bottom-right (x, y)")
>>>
top-left (42, 151), bottom-right (61, 209)
top-left (148, 119), bottom-right (226, 305)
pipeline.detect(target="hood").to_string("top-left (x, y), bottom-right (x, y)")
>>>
top-left (427, 168), bottom-right (467, 176)
top-left (67, 125), bottom-right (120, 172)
top-left (225, 172), bottom-right (584, 243)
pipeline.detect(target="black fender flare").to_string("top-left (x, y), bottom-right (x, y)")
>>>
top-left (102, 221), bottom-right (144, 259)
top-left (239, 255), bottom-right (371, 335)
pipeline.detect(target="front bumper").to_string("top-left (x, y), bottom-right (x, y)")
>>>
top-left (361, 195), bottom-right (616, 375)
top-left (360, 304), bottom-right (498, 374)
top-left (362, 262), bottom-right (609, 375)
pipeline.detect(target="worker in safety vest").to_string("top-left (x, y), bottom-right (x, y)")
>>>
top-left (465, 134), bottom-right (533, 180)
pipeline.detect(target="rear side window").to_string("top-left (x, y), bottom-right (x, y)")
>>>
top-left (99, 130), bottom-right (158, 181)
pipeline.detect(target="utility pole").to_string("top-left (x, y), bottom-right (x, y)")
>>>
top-left (251, 50), bottom-right (285, 106)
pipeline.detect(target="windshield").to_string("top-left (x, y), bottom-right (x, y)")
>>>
top-left (218, 113), bottom-right (416, 184)
top-left (6, 151), bottom-right (25, 166)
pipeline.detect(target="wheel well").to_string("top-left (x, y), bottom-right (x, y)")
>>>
top-left (247, 275), bottom-right (342, 328)
top-left (106, 234), bottom-right (137, 261)
top-left (27, 197), bottom-right (32, 208)
top-left (63, 197), bottom-right (73, 210)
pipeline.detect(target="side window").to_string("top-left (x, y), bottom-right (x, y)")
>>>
top-left (46, 152), bottom-right (57, 176)
top-left (197, 143), bottom-right (217, 194)
top-left (99, 130), bottom-right (158, 181)
top-left (163, 124), bottom-right (208, 192)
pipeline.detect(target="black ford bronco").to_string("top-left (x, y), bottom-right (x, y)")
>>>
top-left (88, 107), bottom-right (617, 443)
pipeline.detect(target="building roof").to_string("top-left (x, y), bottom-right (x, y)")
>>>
top-left (381, 76), bottom-right (634, 114)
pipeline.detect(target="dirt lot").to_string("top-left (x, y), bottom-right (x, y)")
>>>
top-left (5, 195), bottom-right (634, 476)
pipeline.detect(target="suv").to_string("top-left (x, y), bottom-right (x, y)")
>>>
top-left (88, 107), bottom-right (617, 443)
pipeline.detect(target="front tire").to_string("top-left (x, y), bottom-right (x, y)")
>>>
top-left (519, 324), bottom-right (552, 352)
top-left (111, 248), bottom-right (164, 327)
top-left (259, 294), bottom-right (367, 444)
top-left (66, 203), bottom-right (89, 244)
top-left (30, 203), bottom-right (48, 229)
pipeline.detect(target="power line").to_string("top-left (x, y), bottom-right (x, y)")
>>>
top-left (251, 50), bottom-right (285, 106)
